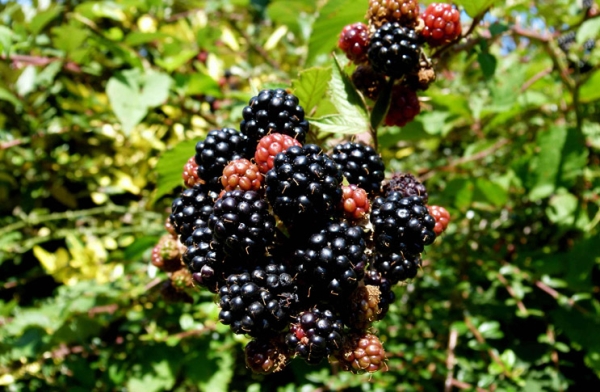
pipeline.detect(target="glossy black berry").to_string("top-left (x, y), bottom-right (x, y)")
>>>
top-left (368, 22), bottom-right (421, 79)
top-left (331, 142), bottom-right (385, 194)
top-left (285, 308), bottom-right (344, 364)
top-left (383, 172), bottom-right (428, 203)
top-left (265, 144), bottom-right (343, 228)
top-left (194, 128), bottom-right (249, 191)
top-left (370, 193), bottom-right (436, 256)
top-left (208, 190), bottom-right (275, 259)
top-left (240, 89), bottom-right (308, 148)
top-left (170, 184), bottom-right (216, 243)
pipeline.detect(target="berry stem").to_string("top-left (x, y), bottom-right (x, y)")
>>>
top-left (369, 76), bottom-right (397, 147)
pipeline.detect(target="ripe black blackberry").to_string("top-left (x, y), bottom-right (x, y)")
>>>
top-left (351, 64), bottom-right (386, 100)
top-left (370, 193), bottom-right (436, 256)
top-left (331, 142), bottom-right (385, 194)
top-left (194, 128), bottom-right (249, 191)
top-left (240, 89), bottom-right (308, 148)
top-left (366, 0), bottom-right (420, 28)
top-left (245, 336), bottom-right (289, 374)
top-left (208, 190), bottom-right (275, 259)
top-left (285, 308), bottom-right (344, 364)
top-left (367, 22), bottom-right (421, 79)
top-left (183, 225), bottom-right (227, 293)
top-left (265, 144), bottom-right (343, 229)
top-left (293, 220), bottom-right (367, 302)
top-left (218, 264), bottom-right (297, 337)
top-left (370, 252), bottom-right (421, 285)
top-left (557, 31), bottom-right (576, 53)
top-left (383, 172), bottom-right (428, 203)
top-left (170, 184), bottom-right (216, 243)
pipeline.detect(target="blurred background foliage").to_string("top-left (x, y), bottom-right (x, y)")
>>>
top-left (1, 0), bottom-right (600, 390)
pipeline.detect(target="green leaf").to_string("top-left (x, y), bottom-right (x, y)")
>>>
top-left (528, 126), bottom-right (567, 201)
top-left (475, 178), bottom-right (508, 207)
top-left (152, 139), bottom-right (198, 204)
top-left (0, 87), bottom-right (22, 109)
top-left (185, 73), bottom-right (223, 97)
top-left (16, 66), bottom-right (37, 97)
top-left (127, 359), bottom-right (175, 392)
top-left (310, 114), bottom-right (368, 134)
top-left (500, 349), bottom-right (516, 369)
top-left (267, 0), bottom-right (316, 36)
top-left (200, 350), bottom-right (234, 392)
top-left (477, 52), bottom-right (497, 79)
top-left (0, 25), bottom-right (12, 55)
top-left (420, 111), bottom-right (453, 136)
top-left (106, 69), bottom-right (172, 134)
top-left (324, 55), bottom-right (369, 132)
top-left (292, 66), bottom-right (332, 115)
top-left (306, 0), bottom-right (367, 66)
top-left (454, 0), bottom-right (498, 18)
top-left (546, 189), bottom-right (577, 226)
top-left (576, 18), bottom-right (600, 44)
top-left (29, 5), bottom-right (62, 35)
top-left (125, 32), bottom-right (171, 46)
top-left (559, 128), bottom-right (588, 187)
top-left (580, 71), bottom-right (600, 103)
top-left (155, 49), bottom-right (197, 72)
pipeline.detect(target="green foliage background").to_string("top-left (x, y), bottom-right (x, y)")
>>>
top-left (1, 0), bottom-right (600, 390)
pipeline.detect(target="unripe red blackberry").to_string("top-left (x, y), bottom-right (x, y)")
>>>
top-left (151, 234), bottom-right (183, 272)
top-left (331, 142), bottom-right (385, 194)
top-left (366, 0), bottom-right (420, 28)
top-left (368, 22), bottom-right (421, 79)
top-left (221, 158), bottom-right (263, 192)
top-left (421, 3), bottom-right (462, 47)
top-left (337, 333), bottom-right (387, 373)
top-left (383, 172), bottom-right (428, 203)
top-left (165, 216), bottom-right (177, 239)
top-left (245, 337), bottom-right (289, 374)
top-left (182, 156), bottom-right (201, 188)
top-left (285, 308), bottom-right (344, 364)
top-left (340, 184), bottom-right (370, 220)
top-left (338, 22), bottom-right (370, 63)
top-left (384, 85), bottom-right (420, 127)
top-left (428, 205), bottom-right (450, 235)
top-left (346, 285), bottom-right (381, 330)
top-left (351, 64), bottom-right (386, 100)
top-left (240, 89), bottom-right (308, 148)
top-left (170, 268), bottom-right (194, 290)
top-left (254, 133), bottom-right (302, 174)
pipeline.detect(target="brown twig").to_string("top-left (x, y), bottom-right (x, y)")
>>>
top-left (444, 328), bottom-right (459, 392)
top-left (464, 316), bottom-right (510, 377)
top-left (534, 280), bottom-right (589, 315)
top-left (520, 67), bottom-right (553, 92)
top-left (496, 273), bottom-right (528, 315)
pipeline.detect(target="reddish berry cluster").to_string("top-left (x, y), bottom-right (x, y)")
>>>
top-left (428, 205), bottom-right (451, 235)
top-left (337, 1), bottom-right (463, 127)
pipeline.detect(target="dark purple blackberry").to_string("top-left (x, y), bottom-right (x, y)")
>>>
top-left (583, 0), bottom-right (593, 10)
top-left (370, 252), bottom-right (421, 285)
top-left (367, 22), bottom-right (421, 79)
top-left (240, 89), bottom-right (308, 148)
top-left (245, 336), bottom-right (289, 374)
top-left (557, 31), bottom-right (576, 53)
top-left (265, 144), bottom-right (343, 228)
top-left (364, 270), bottom-right (395, 320)
top-left (370, 193), bottom-right (436, 256)
top-left (208, 190), bottom-right (275, 259)
top-left (285, 308), bottom-right (344, 364)
top-left (194, 128), bottom-right (249, 191)
top-left (183, 225), bottom-right (227, 293)
top-left (331, 142), bottom-right (385, 194)
top-left (293, 220), bottom-right (367, 302)
top-left (169, 184), bottom-right (216, 243)
top-left (218, 264), bottom-right (298, 337)
top-left (383, 172), bottom-right (428, 203)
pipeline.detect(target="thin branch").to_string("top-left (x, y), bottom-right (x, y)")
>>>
top-left (496, 273), bottom-right (528, 315)
top-left (520, 67), bottom-right (553, 92)
top-left (464, 316), bottom-right (510, 377)
top-left (444, 328), bottom-right (459, 392)
top-left (534, 280), bottom-right (589, 315)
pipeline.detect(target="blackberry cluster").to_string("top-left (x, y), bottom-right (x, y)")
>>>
top-left (265, 144), bottom-right (343, 229)
top-left (331, 142), bottom-right (385, 194)
top-left (153, 71), bottom-right (449, 374)
top-left (557, 31), bottom-right (596, 73)
top-left (337, 1), bottom-right (463, 127)
top-left (240, 89), bottom-right (308, 148)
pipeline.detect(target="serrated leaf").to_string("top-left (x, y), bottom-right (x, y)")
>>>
top-left (577, 18), bottom-right (600, 44)
top-left (29, 5), bottom-right (62, 35)
top-left (528, 126), bottom-right (567, 201)
top-left (326, 55), bottom-right (369, 132)
top-left (152, 139), bottom-right (198, 204)
top-left (292, 66), bottom-right (332, 115)
top-left (310, 115), bottom-right (367, 134)
top-left (580, 71), bottom-right (600, 103)
top-left (454, 0), bottom-right (497, 18)
top-left (306, 0), bottom-right (367, 66)
top-left (475, 178), bottom-right (508, 207)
